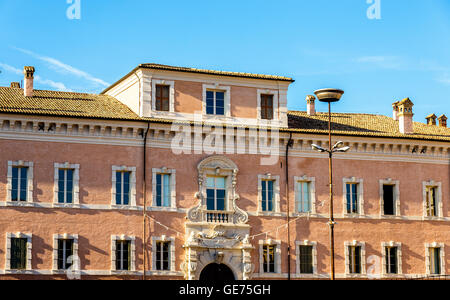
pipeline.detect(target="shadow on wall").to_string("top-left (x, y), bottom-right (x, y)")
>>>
top-left (32, 235), bottom-right (52, 268)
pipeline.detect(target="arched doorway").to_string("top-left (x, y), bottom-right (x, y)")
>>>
top-left (199, 263), bottom-right (235, 282)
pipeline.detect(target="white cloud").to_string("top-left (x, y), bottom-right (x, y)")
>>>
top-left (0, 62), bottom-right (72, 92)
top-left (354, 56), bottom-right (404, 70)
top-left (12, 47), bottom-right (110, 87)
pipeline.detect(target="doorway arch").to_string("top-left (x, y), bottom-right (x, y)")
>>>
top-left (199, 263), bottom-right (236, 282)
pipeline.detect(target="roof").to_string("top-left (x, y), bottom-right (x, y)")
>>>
top-left (0, 86), bottom-right (449, 142)
top-left (0, 87), bottom-right (138, 120)
top-left (102, 63), bottom-right (295, 94)
top-left (287, 111), bottom-right (450, 142)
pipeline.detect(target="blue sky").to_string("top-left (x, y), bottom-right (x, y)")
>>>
top-left (0, 0), bottom-right (449, 122)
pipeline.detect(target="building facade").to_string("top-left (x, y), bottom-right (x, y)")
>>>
top-left (0, 64), bottom-right (449, 280)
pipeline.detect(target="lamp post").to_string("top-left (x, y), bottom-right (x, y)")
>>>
top-left (311, 88), bottom-right (348, 281)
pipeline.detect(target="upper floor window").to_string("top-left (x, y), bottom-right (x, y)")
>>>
top-left (346, 183), bottom-right (359, 214)
top-left (262, 244), bottom-right (276, 273)
top-left (156, 173), bottom-right (171, 207)
top-left (57, 239), bottom-right (74, 270)
top-left (382, 185), bottom-right (395, 215)
top-left (6, 233), bottom-right (32, 271)
top-left (11, 167), bottom-right (28, 202)
top-left (10, 237), bottom-right (27, 270)
top-left (152, 236), bottom-right (174, 272)
top-left (7, 161), bottom-right (33, 203)
top-left (425, 186), bottom-right (438, 217)
top-left (54, 163), bottom-right (80, 206)
top-left (112, 166), bottom-right (136, 207)
top-left (423, 181), bottom-right (442, 219)
top-left (426, 243), bottom-right (445, 276)
top-left (296, 181), bottom-right (311, 213)
top-left (115, 240), bottom-right (131, 271)
top-left (206, 176), bottom-right (226, 211)
top-left (155, 241), bottom-right (170, 271)
top-left (385, 246), bottom-right (398, 274)
top-left (111, 235), bottom-right (135, 272)
top-left (155, 85), bottom-right (170, 112)
top-left (299, 245), bottom-right (313, 274)
top-left (152, 80), bottom-right (174, 113)
top-left (57, 169), bottom-right (74, 204)
top-left (206, 90), bottom-right (225, 116)
top-left (348, 245), bottom-right (362, 274)
top-left (116, 171), bottom-right (130, 205)
top-left (343, 177), bottom-right (364, 216)
top-left (261, 180), bottom-right (274, 212)
top-left (260, 94), bottom-right (274, 120)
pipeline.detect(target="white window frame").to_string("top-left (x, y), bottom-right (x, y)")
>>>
top-left (381, 241), bottom-right (403, 277)
top-left (52, 234), bottom-right (79, 273)
top-left (6, 161), bottom-right (33, 204)
top-left (202, 84), bottom-right (231, 117)
top-left (257, 89), bottom-right (279, 121)
top-left (152, 168), bottom-right (176, 210)
top-left (111, 166), bottom-right (137, 208)
top-left (344, 240), bottom-right (366, 277)
top-left (425, 242), bottom-right (445, 276)
top-left (294, 176), bottom-right (316, 215)
top-left (53, 163), bottom-right (80, 207)
top-left (343, 177), bottom-right (364, 216)
top-left (111, 235), bottom-right (136, 273)
top-left (379, 179), bottom-right (400, 218)
top-left (151, 236), bottom-right (176, 273)
top-left (5, 232), bottom-right (32, 272)
top-left (422, 180), bottom-right (443, 219)
top-left (257, 174), bottom-right (281, 216)
top-left (295, 240), bottom-right (317, 277)
top-left (152, 79), bottom-right (175, 113)
top-left (258, 239), bottom-right (281, 276)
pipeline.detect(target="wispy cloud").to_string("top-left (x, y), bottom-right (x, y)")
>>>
top-left (0, 62), bottom-right (72, 92)
top-left (354, 56), bottom-right (405, 70)
top-left (12, 47), bottom-right (110, 87)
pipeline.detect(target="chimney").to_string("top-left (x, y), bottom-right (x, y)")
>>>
top-left (397, 98), bottom-right (414, 134)
top-left (425, 114), bottom-right (437, 126)
top-left (23, 66), bottom-right (35, 97)
top-left (10, 82), bottom-right (20, 89)
top-left (438, 114), bottom-right (447, 128)
top-left (392, 101), bottom-right (400, 121)
top-left (306, 95), bottom-right (316, 116)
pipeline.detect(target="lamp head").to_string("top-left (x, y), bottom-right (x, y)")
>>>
top-left (312, 144), bottom-right (328, 153)
top-left (333, 146), bottom-right (351, 153)
top-left (314, 88), bottom-right (344, 103)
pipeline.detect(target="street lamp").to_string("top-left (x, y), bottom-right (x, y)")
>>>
top-left (311, 88), bottom-right (349, 281)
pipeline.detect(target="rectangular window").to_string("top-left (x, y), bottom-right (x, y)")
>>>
top-left (263, 245), bottom-right (276, 273)
top-left (206, 176), bottom-right (226, 211)
top-left (10, 238), bottom-right (27, 270)
top-left (155, 85), bottom-right (170, 112)
top-left (430, 248), bottom-right (441, 275)
top-left (297, 182), bottom-right (311, 213)
top-left (58, 169), bottom-right (74, 204)
top-left (385, 247), bottom-right (398, 274)
top-left (261, 180), bottom-right (274, 212)
top-left (11, 167), bottom-right (28, 202)
top-left (155, 174), bottom-right (171, 207)
top-left (57, 239), bottom-right (74, 270)
top-left (115, 171), bottom-right (131, 205)
top-left (383, 185), bottom-right (395, 215)
top-left (155, 241), bottom-right (170, 271)
top-left (260, 94), bottom-right (274, 120)
top-left (346, 183), bottom-right (359, 214)
top-left (425, 186), bottom-right (438, 217)
top-left (206, 90), bottom-right (225, 116)
top-left (115, 240), bottom-right (130, 271)
top-left (348, 246), bottom-right (361, 274)
top-left (299, 245), bottom-right (314, 274)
